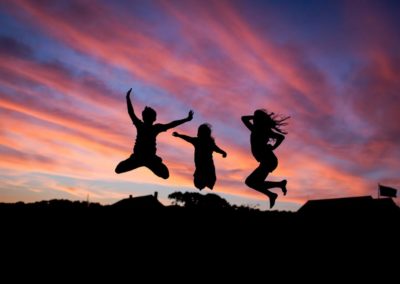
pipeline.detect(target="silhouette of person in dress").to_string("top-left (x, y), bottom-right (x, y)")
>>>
top-left (242, 109), bottom-right (289, 209)
top-left (115, 88), bottom-right (193, 179)
top-left (173, 123), bottom-right (227, 190)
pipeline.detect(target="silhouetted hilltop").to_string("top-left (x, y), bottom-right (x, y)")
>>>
top-left (2, 192), bottom-right (398, 218)
top-left (0, 191), bottom-right (295, 235)
top-left (2, 191), bottom-right (399, 262)
top-left (2, 192), bottom-right (399, 234)
top-left (0, 198), bottom-right (102, 210)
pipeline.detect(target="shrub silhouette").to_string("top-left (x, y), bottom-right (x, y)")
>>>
top-left (168, 191), bottom-right (231, 209)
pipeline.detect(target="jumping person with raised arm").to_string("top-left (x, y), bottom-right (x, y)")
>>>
top-left (115, 88), bottom-right (193, 179)
top-left (242, 109), bottom-right (289, 209)
top-left (173, 123), bottom-right (227, 190)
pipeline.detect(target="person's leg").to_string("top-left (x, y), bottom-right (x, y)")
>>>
top-left (194, 174), bottom-right (206, 190)
top-left (261, 180), bottom-right (287, 195)
top-left (206, 172), bottom-right (216, 190)
top-left (245, 163), bottom-right (277, 208)
top-left (281, 180), bottom-right (287, 195)
top-left (147, 157), bottom-right (169, 179)
top-left (245, 163), bottom-right (269, 189)
top-left (115, 155), bottom-right (142, 174)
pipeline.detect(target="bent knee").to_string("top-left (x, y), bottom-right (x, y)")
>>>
top-left (245, 176), bottom-right (258, 189)
top-left (160, 170), bottom-right (169, 179)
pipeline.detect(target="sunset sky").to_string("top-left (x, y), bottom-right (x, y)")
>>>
top-left (1, 0), bottom-right (399, 211)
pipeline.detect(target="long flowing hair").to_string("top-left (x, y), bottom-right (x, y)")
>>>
top-left (254, 109), bottom-right (290, 135)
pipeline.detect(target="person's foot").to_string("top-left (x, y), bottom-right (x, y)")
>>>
top-left (281, 180), bottom-right (287, 196)
top-left (269, 192), bottom-right (278, 209)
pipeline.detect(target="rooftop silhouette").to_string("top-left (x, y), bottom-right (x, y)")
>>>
top-left (112, 192), bottom-right (163, 210)
top-left (298, 195), bottom-right (399, 216)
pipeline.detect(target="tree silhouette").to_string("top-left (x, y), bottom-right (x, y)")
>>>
top-left (168, 191), bottom-right (231, 209)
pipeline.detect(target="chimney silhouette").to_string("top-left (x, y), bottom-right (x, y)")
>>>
top-left (154, 191), bottom-right (158, 200)
top-left (129, 195), bottom-right (133, 199)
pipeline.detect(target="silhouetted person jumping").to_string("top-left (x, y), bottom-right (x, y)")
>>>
top-left (173, 124), bottom-right (227, 190)
top-left (115, 88), bottom-right (193, 179)
top-left (242, 109), bottom-right (289, 209)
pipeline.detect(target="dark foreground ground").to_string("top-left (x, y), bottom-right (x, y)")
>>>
top-left (1, 202), bottom-right (399, 277)
top-left (2, 202), bottom-right (398, 243)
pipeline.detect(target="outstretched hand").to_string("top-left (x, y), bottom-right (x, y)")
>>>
top-left (222, 152), bottom-right (227, 158)
top-left (172, 132), bottom-right (179, 137)
top-left (126, 88), bottom-right (132, 97)
top-left (187, 110), bottom-right (194, 121)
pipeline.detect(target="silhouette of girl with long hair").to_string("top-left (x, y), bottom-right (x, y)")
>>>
top-left (173, 124), bottom-right (227, 190)
top-left (242, 109), bottom-right (289, 209)
top-left (115, 88), bottom-right (193, 179)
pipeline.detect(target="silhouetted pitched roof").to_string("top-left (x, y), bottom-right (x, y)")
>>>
top-left (112, 194), bottom-right (164, 210)
top-left (298, 196), bottom-right (399, 215)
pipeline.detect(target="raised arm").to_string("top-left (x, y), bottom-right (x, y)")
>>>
top-left (269, 131), bottom-right (285, 150)
top-left (214, 144), bottom-right (227, 158)
top-left (172, 132), bottom-right (195, 144)
top-left (241, 115), bottom-right (253, 131)
top-left (163, 110), bottom-right (194, 130)
top-left (126, 88), bottom-right (141, 125)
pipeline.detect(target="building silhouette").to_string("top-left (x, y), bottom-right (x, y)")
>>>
top-left (297, 195), bottom-right (399, 219)
top-left (111, 192), bottom-right (164, 210)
